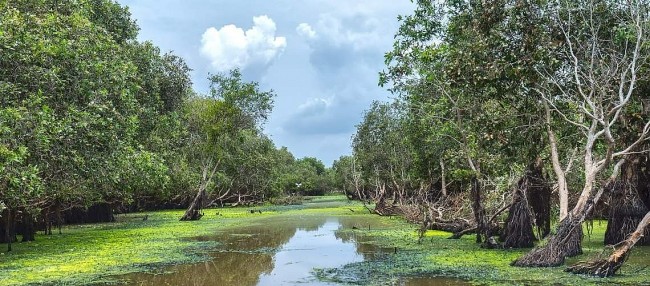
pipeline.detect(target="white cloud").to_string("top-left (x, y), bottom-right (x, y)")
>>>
top-left (296, 23), bottom-right (317, 39)
top-left (311, 13), bottom-right (382, 51)
top-left (200, 15), bottom-right (287, 72)
top-left (298, 97), bottom-right (331, 112)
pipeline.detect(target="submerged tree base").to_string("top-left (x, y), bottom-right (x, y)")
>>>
top-left (511, 215), bottom-right (583, 267)
top-left (567, 211), bottom-right (650, 277)
top-left (566, 258), bottom-right (625, 277)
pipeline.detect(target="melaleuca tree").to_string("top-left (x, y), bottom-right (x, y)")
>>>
top-left (180, 69), bottom-right (275, 220)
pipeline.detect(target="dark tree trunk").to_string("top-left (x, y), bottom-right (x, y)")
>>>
top-left (3, 209), bottom-right (16, 252)
top-left (21, 213), bottom-right (35, 242)
top-left (55, 203), bottom-right (63, 234)
top-left (501, 184), bottom-right (535, 248)
top-left (604, 157), bottom-right (650, 245)
top-left (470, 177), bottom-right (491, 246)
top-left (527, 160), bottom-right (551, 238)
top-left (180, 188), bottom-right (206, 221)
top-left (42, 208), bottom-right (52, 235)
top-left (501, 159), bottom-right (551, 248)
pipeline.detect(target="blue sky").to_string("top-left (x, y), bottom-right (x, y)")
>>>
top-left (117, 0), bottom-right (415, 166)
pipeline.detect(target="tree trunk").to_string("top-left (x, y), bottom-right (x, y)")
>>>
top-left (180, 188), bottom-right (207, 221)
top-left (566, 210), bottom-right (650, 277)
top-left (470, 177), bottom-right (491, 245)
top-left (501, 176), bottom-right (535, 248)
top-left (604, 157), bottom-right (650, 245)
top-left (4, 209), bottom-right (15, 252)
top-left (501, 160), bottom-right (550, 248)
top-left (181, 161), bottom-right (219, 221)
top-left (527, 159), bottom-right (551, 238)
top-left (544, 101), bottom-right (569, 221)
top-left (21, 213), bottom-right (35, 242)
top-left (56, 203), bottom-right (63, 235)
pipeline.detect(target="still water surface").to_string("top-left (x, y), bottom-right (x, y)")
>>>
top-left (121, 215), bottom-right (467, 285)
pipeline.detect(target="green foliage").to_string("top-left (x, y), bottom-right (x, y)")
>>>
top-left (208, 69), bottom-right (274, 130)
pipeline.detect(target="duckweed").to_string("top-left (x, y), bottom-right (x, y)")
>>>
top-left (2, 196), bottom-right (649, 286)
top-left (326, 218), bottom-right (650, 285)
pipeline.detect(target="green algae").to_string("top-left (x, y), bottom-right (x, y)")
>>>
top-left (2, 197), bottom-right (650, 286)
top-left (0, 196), bottom-right (363, 285)
top-left (324, 218), bottom-right (650, 285)
top-left (0, 207), bottom-right (279, 285)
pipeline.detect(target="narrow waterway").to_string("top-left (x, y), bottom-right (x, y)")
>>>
top-left (120, 215), bottom-right (468, 285)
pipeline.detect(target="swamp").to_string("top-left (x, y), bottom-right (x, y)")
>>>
top-left (2, 197), bottom-right (650, 285)
top-left (2, 0), bottom-right (650, 285)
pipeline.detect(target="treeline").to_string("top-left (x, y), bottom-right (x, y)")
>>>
top-left (339, 0), bottom-right (650, 276)
top-left (0, 0), bottom-right (335, 250)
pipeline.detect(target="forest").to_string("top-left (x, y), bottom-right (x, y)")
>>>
top-left (0, 0), bottom-right (334, 248)
top-left (2, 0), bottom-right (650, 284)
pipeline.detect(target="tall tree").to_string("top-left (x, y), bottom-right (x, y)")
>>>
top-left (180, 69), bottom-right (275, 220)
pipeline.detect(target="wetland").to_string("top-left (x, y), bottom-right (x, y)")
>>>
top-left (2, 196), bottom-right (650, 285)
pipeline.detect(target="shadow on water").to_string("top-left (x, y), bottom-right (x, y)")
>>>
top-left (119, 215), bottom-right (469, 286)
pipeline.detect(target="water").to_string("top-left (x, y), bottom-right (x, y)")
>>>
top-left (121, 215), bottom-right (468, 286)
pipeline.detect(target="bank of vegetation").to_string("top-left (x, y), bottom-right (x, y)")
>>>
top-left (338, 0), bottom-right (650, 277)
top-left (0, 0), bottom-right (337, 252)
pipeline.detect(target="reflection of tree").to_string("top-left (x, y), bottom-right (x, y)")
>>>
top-left (124, 252), bottom-right (273, 286)
top-left (123, 216), bottom-right (329, 285)
top-left (334, 216), bottom-right (394, 260)
top-left (216, 216), bottom-right (326, 250)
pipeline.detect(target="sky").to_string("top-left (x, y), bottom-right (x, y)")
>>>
top-left (117, 0), bottom-right (415, 166)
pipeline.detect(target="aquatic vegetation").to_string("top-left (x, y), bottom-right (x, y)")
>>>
top-left (325, 218), bottom-right (650, 285)
top-left (2, 196), bottom-right (649, 286)
top-left (0, 207), bottom-right (278, 285)
top-left (0, 196), bottom-right (361, 285)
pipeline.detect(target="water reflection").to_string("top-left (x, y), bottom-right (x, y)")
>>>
top-left (120, 216), bottom-right (466, 286)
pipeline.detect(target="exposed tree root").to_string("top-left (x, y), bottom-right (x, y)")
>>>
top-left (501, 160), bottom-right (549, 248)
top-left (565, 256), bottom-right (626, 278)
top-left (511, 213), bottom-right (583, 267)
top-left (605, 157), bottom-right (650, 245)
top-left (567, 211), bottom-right (650, 277)
top-left (180, 188), bottom-right (206, 221)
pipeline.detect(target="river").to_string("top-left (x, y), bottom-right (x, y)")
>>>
top-left (120, 214), bottom-right (468, 285)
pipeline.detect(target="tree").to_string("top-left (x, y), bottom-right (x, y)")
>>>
top-left (381, 0), bottom-right (555, 246)
top-left (180, 70), bottom-right (275, 220)
top-left (352, 101), bottom-right (417, 212)
top-left (0, 0), bottom-right (194, 237)
top-left (513, 0), bottom-right (650, 267)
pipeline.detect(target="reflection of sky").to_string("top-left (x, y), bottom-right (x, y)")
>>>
top-left (257, 218), bottom-right (362, 285)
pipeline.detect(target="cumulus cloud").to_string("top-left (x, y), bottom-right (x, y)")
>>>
top-left (296, 13), bottom-right (389, 79)
top-left (296, 23), bottom-right (317, 39)
top-left (200, 15), bottom-right (287, 73)
top-left (283, 12), bottom-right (399, 138)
